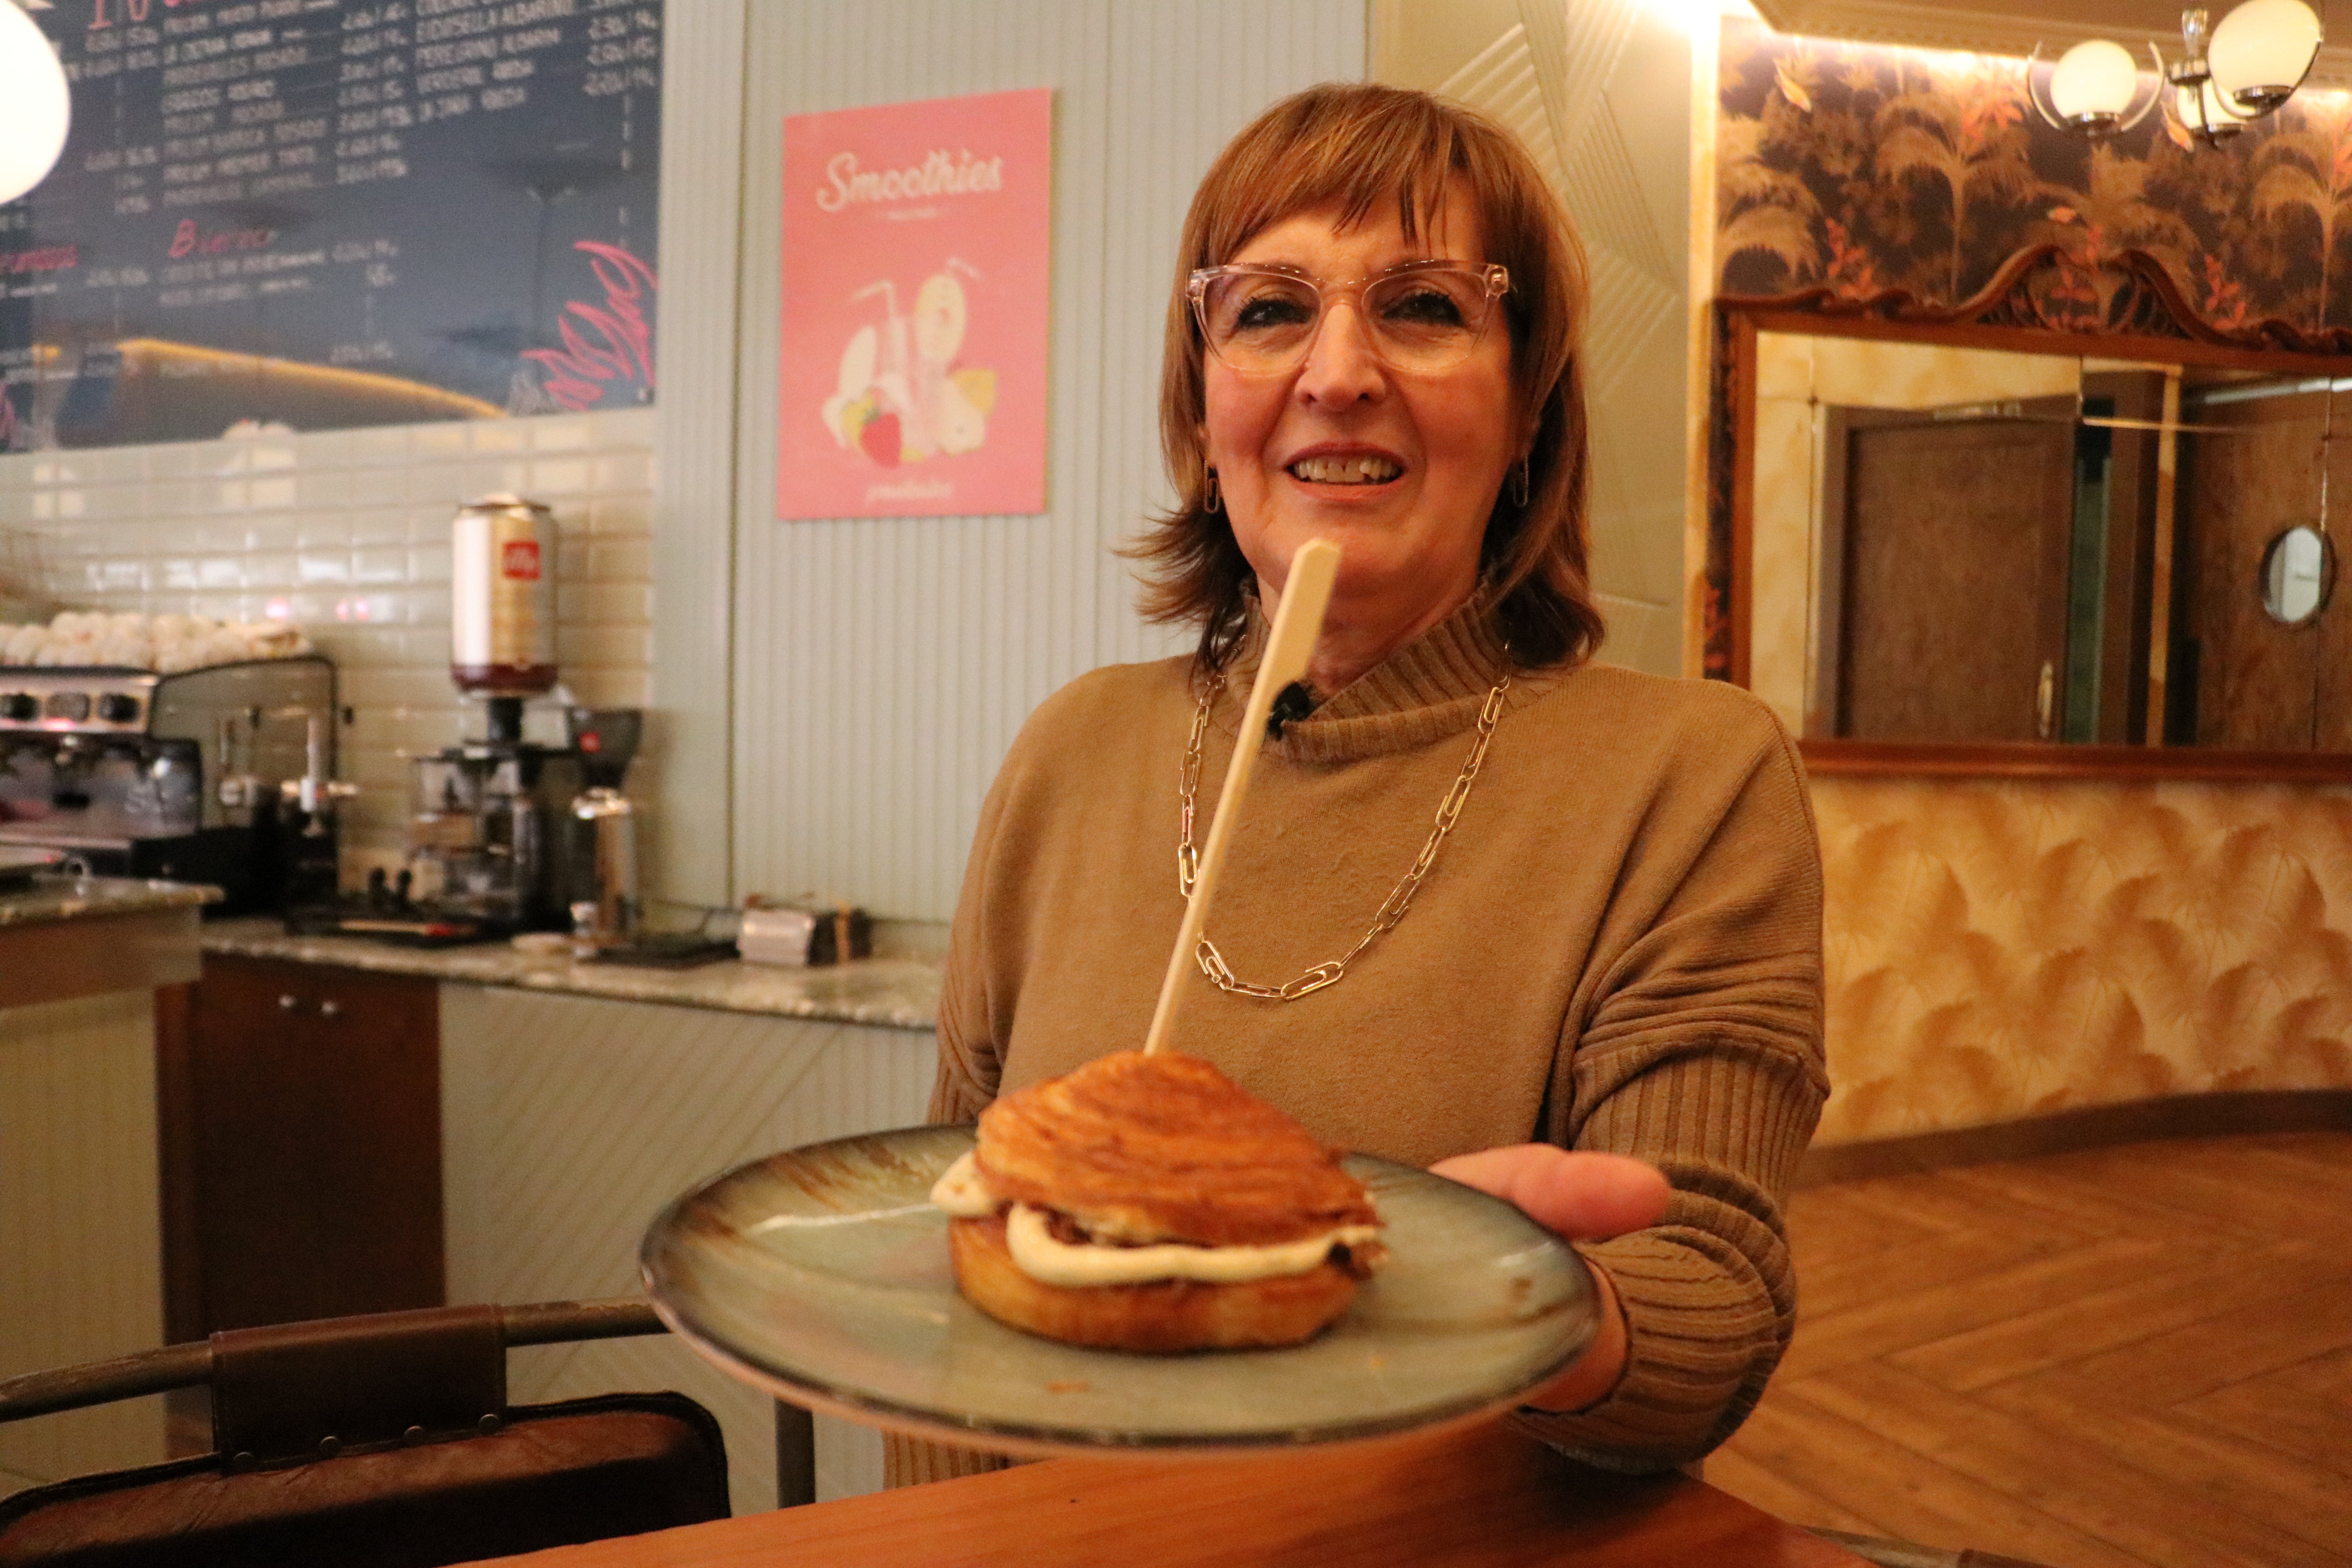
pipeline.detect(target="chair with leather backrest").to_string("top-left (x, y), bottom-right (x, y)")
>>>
top-left (0, 1299), bottom-right (730, 1568)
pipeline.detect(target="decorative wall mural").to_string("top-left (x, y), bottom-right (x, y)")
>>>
top-left (1812, 775), bottom-right (2352, 1143)
top-left (1717, 15), bottom-right (2352, 330)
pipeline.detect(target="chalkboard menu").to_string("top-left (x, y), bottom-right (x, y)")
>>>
top-left (0, 0), bottom-right (661, 450)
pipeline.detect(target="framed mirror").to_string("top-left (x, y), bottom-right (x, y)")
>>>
top-left (1710, 245), bottom-right (2352, 779)
top-left (2261, 525), bottom-right (2333, 626)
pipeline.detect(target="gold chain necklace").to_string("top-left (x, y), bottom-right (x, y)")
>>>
top-left (1177, 666), bottom-right (1509, 1000)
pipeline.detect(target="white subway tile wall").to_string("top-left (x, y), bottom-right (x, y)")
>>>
top-left (0, 409), bottom-right (657, 877)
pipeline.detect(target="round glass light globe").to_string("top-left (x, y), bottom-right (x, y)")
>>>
top-left (2049, 39), bottom-right (2141, 122)
top-left (2176, 77), bottom-right (2252, 139)
top-left (2209, 0), bottom-right (2323, 111)
top-left (0, 2), bottom-right (71, 207)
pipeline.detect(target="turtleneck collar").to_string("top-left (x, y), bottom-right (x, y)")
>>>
top-left (1207, 600), bottom-right (1564, 764)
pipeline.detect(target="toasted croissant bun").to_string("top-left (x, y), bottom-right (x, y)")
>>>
top-left (973, 1049), bottom-right (1378, 1246)
top-left (948, 1051), bottom-right (1383, 1353)
top-left (948, 1212), bottom-right (1364, 1352)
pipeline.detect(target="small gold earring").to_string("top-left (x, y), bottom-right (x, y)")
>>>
top-left (1204, 465), bottom-right (1223, 515)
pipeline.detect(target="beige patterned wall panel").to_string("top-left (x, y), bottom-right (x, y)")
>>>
top-left (1556, 73), bottom-right (1678, 287)
top-left (1583, 247), bottom-right (1684, 412)
top-left (1813, 775), bottom-right (2352, 1144)
top-left (1434, 1), bottom-right (1691, 677)
top-left (438, 986), bottom-right (936, 1508)
top-left (1526, 0), bottom-right (1642, 178)
top-left (1443, 26), bottom-right (1568, 190)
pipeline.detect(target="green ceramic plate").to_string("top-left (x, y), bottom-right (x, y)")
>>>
top-left (641, 1125), bottom-right (1596, 1457)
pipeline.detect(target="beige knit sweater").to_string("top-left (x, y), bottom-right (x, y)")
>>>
top-left (890, 608), bottom-right (1827, 1484)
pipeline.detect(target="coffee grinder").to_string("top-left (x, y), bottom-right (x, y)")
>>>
top-left (400, 495), bottom-right (637, 934)
top-left (564, 705), bottom-right (643, 951)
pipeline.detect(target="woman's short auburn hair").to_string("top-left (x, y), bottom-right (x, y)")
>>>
top-left (1132, 82), bottom-right (1603, 672)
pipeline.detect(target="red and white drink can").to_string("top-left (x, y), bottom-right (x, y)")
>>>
top-left (451, 493), bottom-right (557, 697)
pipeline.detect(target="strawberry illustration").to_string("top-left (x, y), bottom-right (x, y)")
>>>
top-left (858, 410), bottom-right (902, 467)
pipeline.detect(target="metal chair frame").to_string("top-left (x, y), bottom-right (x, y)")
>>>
top-left (0, 1299), bottom-right (659, 1425)
top-left (0, 1297), bottom-right (815, 1512)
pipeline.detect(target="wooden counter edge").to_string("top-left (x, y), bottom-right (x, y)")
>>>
top-left (0, 905), bottom-right (203, 1010)
top-left (463, 1417), bottom-right (1869, 1567)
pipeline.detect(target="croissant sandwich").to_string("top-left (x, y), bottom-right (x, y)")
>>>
top-left (929, 1050), bottom-right (1386, 1352)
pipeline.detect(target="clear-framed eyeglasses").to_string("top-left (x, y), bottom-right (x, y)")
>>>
top-left (1188, 261), bottom-right (1511, 376)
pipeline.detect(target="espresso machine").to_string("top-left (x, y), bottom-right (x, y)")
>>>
top-left (0, 656), bottom-right (342, 914)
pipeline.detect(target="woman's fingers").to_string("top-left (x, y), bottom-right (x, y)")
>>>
top-left (1428, 1144), bottom-right (1670, 1241)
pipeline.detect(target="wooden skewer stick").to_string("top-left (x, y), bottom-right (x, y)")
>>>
top-left (1141, 537), bottom-right (1341, 1056)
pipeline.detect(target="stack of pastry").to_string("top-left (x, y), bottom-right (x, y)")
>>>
top-left (930, 1050), bottom-right (1385, 1352)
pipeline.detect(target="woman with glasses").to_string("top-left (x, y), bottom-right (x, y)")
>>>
top-left (899, 83), bottom-right (1826, 1483)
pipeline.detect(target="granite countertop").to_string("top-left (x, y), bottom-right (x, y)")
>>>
top-left (200, 917), bottom-right (942, 1032)
top-left (0, 875), bottom-right (221, 929)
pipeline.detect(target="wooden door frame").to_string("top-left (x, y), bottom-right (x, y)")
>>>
top-left (2078, 368), bottom-right (2166, 745)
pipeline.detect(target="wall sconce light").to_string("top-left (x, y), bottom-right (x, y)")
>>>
top-left (2029, 38), bottom-right (2165, 138)
top-left (2174, 71), bottom-right (2256, 143)
top-left (2208, 0), bottom-right (2326, 112)
top-left (0, 0), bottom-right (71, 207)
top-left (2029, 1), bottom-right (2324, 148)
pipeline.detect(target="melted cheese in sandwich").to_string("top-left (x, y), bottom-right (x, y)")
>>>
top-left (927, 1151), bottom-right (1380, 1286)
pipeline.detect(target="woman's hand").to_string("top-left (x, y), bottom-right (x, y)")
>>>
top-left (1428, 1144), bottom-right (1670, 1414)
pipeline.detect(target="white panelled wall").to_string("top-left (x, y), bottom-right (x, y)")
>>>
top-left (722, 0), bottom-right (1367, 922)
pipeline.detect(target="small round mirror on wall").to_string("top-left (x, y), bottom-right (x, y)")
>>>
top-left (2259, 524), bottom-right (2333, 625)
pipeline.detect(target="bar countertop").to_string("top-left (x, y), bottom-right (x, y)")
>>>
top-left (0, 875), bottom-right (218, 1009)
top-left (0, 875), bottom-right (221, 929)
top-left (199, 917), bottom-right (942, 1032)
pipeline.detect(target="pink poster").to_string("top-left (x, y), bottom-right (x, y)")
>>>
top-left (778, 88), bottom-right (1054, 520)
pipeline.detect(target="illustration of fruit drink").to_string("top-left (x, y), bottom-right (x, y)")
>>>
top-left (821, 259), bottom-right (999, 468)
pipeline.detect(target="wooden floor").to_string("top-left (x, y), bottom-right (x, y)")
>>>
top-left (1710, 1131), bottom-right (2352, 1568)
